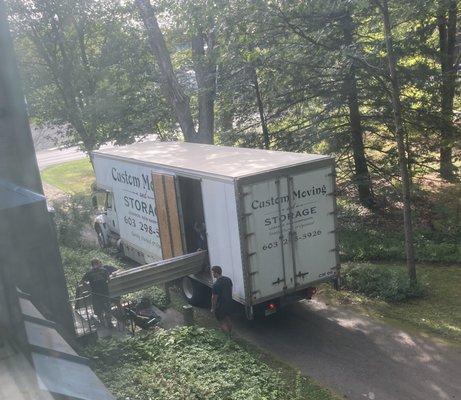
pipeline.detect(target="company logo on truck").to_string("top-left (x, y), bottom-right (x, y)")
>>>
top-left (264, 206), bottom-right (317, 226)
top-left (123, 196), bottom-right (156, 217)
top-left (251, 184), bottom-right (327, 210)
top-left (111, 167), bottom-right (154, 191)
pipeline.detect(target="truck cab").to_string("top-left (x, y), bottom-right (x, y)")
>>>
top-left (93, 190), bottom-right (119, 248)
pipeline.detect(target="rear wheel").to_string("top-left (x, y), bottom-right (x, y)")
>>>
top-left (181, 277), bottom-right (211, 307)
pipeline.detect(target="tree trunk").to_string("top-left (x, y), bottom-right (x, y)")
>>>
top-left (135, 0), bottom-right (198, 142)
top-left (438, 0), bottom-right (457, 181)
top-left (377, 0), bottom-right (417, 284)
top-left (249, 65), bottom-right (270, 149)
top-left (341, 10), bottom-right (375, 208)
top-left (191, 32), bottom-right (216, 144)
top-left (219, 107), bottom-right (234, 134)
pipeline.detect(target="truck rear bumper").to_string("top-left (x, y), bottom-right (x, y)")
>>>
top-left (250, 276), bottom-right (335, 307)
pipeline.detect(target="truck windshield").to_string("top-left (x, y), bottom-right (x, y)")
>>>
top-left (106, 193), bottom-right (112, 209)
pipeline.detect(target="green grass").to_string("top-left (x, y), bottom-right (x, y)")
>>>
top-left (41, 158), bottom-right (95, 194)
top-left (85, 326), bottom-right (340, 400)
top-left (319, 263), bottom-right (461, 343)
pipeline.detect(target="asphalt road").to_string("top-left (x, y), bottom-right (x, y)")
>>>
top-left (36, 146), bottom-right (87, 170)
top-left (232, 299), bottom-right (461, 400)
top-left (36, 145), bottom-right (461, 400)
top-left (35, 135), bottom-right (155, 170)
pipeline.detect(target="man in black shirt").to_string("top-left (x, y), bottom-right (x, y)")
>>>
top-left (81, 259), bottom-right (111, 325)
top-left (211, 265), bottom-right (233, 334)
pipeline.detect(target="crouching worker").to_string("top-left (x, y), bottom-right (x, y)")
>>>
top-left (81, 259), bottom-right (112, 327)
top-left (211, 265), bottom-right (233, 335)
top-left (131, 297), bottom-right (161, 330)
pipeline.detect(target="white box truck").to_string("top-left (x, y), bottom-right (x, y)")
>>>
top-left (92, 141), bottom-right (339, 318)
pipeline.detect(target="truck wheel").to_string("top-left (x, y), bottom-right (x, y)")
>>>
top-left (95, 225), bottom-right (107, 248)
top-left (181, 277), bottom-right (210, 307)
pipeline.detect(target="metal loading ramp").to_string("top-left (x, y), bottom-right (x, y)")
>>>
top-left (108, 250), bottom-right (207, 297)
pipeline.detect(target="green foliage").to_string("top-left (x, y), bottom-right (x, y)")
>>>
top-left (341, 264), bottom-right (426, 302)
top-left (338, 183), bottom-right (461, 263)
top-left (53, 194), bottom-right (93, 247)
top-left (8, 0), bottom-right (175, 152)
top-left (340, 227), bottom-right (460, 263)
top-left (85, 326), bottom-right (338, 400)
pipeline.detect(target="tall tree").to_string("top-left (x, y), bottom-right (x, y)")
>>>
top-left (135, 0), bottom-right (216, 144)
top-left (438, 0), bottom-right (458, 181)
top-left (249, 64), bottom-right (270, 149)
top-left (8, 0), bottom-right (171, 154)
top-left (340, 7), bottom-right (376, 208)
top-left (375, 0), bottom-right (417, 284)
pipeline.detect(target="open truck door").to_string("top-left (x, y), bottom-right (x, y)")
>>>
top-left (151, 173), bottom-right (185, 259)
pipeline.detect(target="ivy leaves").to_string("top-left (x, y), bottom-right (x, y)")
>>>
top-left (86, 327), bottom-right (300, 400)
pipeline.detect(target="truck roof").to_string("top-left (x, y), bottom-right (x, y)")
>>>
top-left (92, 141), bottom-right (330, 180)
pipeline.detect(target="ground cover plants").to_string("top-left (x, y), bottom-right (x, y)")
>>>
top-left (337, 182), bottom-right (461, 263)
top-left (85, 326), bottom-right (339, 400)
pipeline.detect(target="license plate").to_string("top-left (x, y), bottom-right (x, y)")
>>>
top-left (264, 308), bottom-right (277, 316)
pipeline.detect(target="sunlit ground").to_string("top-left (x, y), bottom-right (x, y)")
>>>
top-left (319, 263), bottom-right (461, 344)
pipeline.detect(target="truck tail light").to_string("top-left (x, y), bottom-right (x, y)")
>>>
top-left (264, 302), bottom-right (278, 316)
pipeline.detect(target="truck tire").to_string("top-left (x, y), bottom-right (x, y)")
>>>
top-left (95, 224), bottom-right (107, 248)
top-left (181, 277), bottom-right (210, 307)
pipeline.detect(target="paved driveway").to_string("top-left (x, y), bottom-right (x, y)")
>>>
top-left (233, 300), bottom-right (460, 400)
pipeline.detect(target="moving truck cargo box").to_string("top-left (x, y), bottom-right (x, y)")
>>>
top-left (92, 141), bottom-right (339, 318)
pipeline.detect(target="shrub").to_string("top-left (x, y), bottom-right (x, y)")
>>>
top-left (52, 194), bottom-right (93, 247)
top-left (341, 264), bottom-right (426, 302)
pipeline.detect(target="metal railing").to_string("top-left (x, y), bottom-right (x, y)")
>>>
top-left (69, 285), bottom-right (161, 337)
top-left (69, 287), bottom-right (97, 337)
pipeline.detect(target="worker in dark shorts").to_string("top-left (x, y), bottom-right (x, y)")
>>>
top-left (81, 259), bottom-right (112, 326)
top-left (211, 265), bottom-right (233, 335)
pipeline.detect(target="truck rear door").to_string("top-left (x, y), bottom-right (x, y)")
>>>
top-left (151, 173), bottom-right (185, 259)
top-left (240, 162), bottom-right (337, 302)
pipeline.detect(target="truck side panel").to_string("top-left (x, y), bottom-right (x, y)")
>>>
top-left (93, 155), bottom-right (162, 262)
top-left (201, 179), bottom-right (246, 303)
